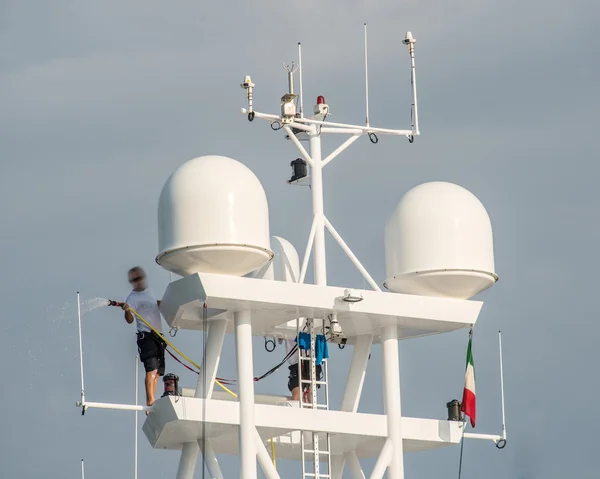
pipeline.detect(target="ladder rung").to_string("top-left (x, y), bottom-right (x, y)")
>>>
top-left (302, 474), bottom-right (330, 478)
top-left (303, 450), bottom-right (330, 455)
top-left (300, 380), bottom-right (328, 385)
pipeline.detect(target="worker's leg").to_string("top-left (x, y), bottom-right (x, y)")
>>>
top-left (145, 369), bottom-right (158, 405)
top-left (288, 364), bottom-right (301, 400)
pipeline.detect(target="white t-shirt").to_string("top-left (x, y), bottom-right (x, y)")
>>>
top-left (285, 339), bottom-right (298, 365)
top-left (125, 288), bottom-right (163, 334)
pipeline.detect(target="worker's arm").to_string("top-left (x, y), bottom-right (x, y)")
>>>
top-left (122, 303), bottom-right (134, 324)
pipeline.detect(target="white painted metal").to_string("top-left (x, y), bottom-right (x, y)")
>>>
top-left (381, 326), bottom-right (404, 479)
top-left (298, 42), bottom-right (304, 118)
top-left (300, 217), bottom-right (317, 284)
top-left (81, 459), bottom-right (84, 479)
top-left (177, 442), bottom-right (200, 479)
top-left (160, 272), bottom-right (483, 340)
top-left (406, 32), bottom-right (419, 136)
top-left (195, 319), bottom-right (228, 399)
top-left (134, 354), bottom-right (138, 479)
top-left (142, 395), bottom-right (464, 452)
top-left (77, 292), bottom-right (85, 407)
top-left (205, 442), bottom-right (224, 479)
top-left (157, 155), bottom-right (273, 277)
top-left (309, 128), bottom-right (326, 287)
top-left (235, 310), bottom-right (257, 479)
top-left (363, 23), bottom-right (370, 127)
top-left (384, 181), bottom-right (498, 299)
top-left (340, 335), bottom-right (373, 413)
top-left (79, 401), bottom-right (150, 412)
top-left (323, 217), bottom-right (380, 291)
top-left (251, 236), bottom-right (300, 283)
top-left (346, 451), bottom-right (366, 479)
top-left (256, 430), bottom-right (282, 479)
top-left (321, 135), bottom-right (361, 167)
top-left (499, 330), bottom-right (507, 440)
top-left (369, 439), bottom-right (392, 479)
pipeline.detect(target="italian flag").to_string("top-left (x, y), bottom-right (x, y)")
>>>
top-left (461, 334), bottom-right (476, 428)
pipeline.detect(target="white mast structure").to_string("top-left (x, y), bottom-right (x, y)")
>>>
top-left (75, 26), bottom-right (507, 479)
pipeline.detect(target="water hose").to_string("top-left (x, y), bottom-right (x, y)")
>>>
top-left (108, 300), bottom-right (238, 399)
top-left (109, 299), bottom-right (278, 465)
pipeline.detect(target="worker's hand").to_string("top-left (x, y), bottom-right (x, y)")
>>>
top-left (277, 337), bottom-right (284, 344)
top-left (121, 302), bottom-right (130, 311)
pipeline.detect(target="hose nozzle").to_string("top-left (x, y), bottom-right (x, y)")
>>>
top-left (108, 300), bottom-right (124, 307)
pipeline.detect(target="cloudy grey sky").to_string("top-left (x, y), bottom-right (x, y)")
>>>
top-left (1, 0), bottom-right (598, 477)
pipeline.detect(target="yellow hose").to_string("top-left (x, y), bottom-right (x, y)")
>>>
top-left (128, 307), bottom-right (238, 399)
top-left (129, 307), bottom-right (276, 465)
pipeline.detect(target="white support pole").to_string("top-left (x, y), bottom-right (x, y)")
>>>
top-left (331, 456), bottom-right (345, 479)
top-left (408, 39), bottom-right (419, 136)
top-left (204, 442), bottom-right (225, 479)
top-left (341, 334), bottom-right (374, 412)
top-left (499, 331), bottom-right (507, 440)
top-left (322, 134), bottom-right (362, 167)
top-left (299, 216), bottom-right (317, 284)
top-left (381, 326), bottom-right (404, 479)
top-left (346, 451), bottom-right (366, 479)
top-left (177, 442), bottom-right (200, 479)
top-left (77, 292), bottom-right (85, 406)
top-left (324, 217), bottom-right (381, 291)
top-left (255, 431), bottom-right (282, 479)
top-left (364, 23), bottom-right (370, 127)
top-left (235, 310), bottom-right (257, 479)
top-left (177, 318), bottom-right (229, 478)
top-left (284, 125), bottom-right (314, 168)
top-left (77, 401), bottom-right (150, 412)
top-left (196, 319), bottom-right (228, 399)
top-left (81, 459), bottom-right (85, 479)
top-left (368, 439), bottom-right (392, 479)
top-left (333, 334), bottom-right (373, 479)
top-left (309, 126), bottom-right (326, 286)
top-left (134, 354), bottom-right (138, 479)
top-left (298, 42), bottom-right (304, 118)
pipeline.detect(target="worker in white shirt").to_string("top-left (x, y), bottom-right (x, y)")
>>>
top-left (121, 266), bottom-right (165, 412)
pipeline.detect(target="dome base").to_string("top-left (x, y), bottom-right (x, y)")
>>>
top-left (384, 269), bottom-right (498, 300)
top-left (157, 244), bottom-right (274, 278)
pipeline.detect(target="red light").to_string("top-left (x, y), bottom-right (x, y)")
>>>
top-left (317, 95), bottom-right (325, 105)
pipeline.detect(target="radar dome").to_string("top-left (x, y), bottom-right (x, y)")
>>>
top-left (156, 155), bottom-right (274, 277)
top-left (249, 236), bottom-right (300, 282)
top-left (384, 181), bottom-right (497, 299)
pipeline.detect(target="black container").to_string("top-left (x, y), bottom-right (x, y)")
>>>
top-left (290, 158), bottom-right (308, 182)
top-left (446, 399), bottom-right (462, 421)
top-left (162, 373), bottom-right (180, 398)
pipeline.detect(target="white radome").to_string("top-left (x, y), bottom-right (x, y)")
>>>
top-left (249, 236), bottom-right (300, 283)
top-left (384, 181), bottom-right (498, 299)
top-left (156, 155), bottom-right (274, 277)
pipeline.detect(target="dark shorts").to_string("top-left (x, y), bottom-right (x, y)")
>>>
top-left (288, 362), bottom-right (322, 392)
top-left (137, 332), bottom-right (166, 376)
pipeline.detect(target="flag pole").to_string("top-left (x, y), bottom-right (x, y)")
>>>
top-left (498, 331), bottom-right (506, 440)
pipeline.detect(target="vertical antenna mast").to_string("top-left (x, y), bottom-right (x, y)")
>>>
top-left (498, 331), bottom-right (507, 440)
top-left (81, 459), bottom-right (85, 479)
top-left (298, 42), bottom-right (304, 118)
top-left (77, 292), bottom-right (85, 409)
top-left (134, 354), bottom-right (139, 479)
top-left (364, 23), bottom-right (370, 127)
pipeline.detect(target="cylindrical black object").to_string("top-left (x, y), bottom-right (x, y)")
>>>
top-left (290, 158), bottom-right (308, 182)
top-left (446, 399), bottom-right (462, 421)
top-left (162, 373), bottom-right (180, 398)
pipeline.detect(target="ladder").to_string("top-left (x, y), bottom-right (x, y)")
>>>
top-left (299, 318), bottom-right (331, 479)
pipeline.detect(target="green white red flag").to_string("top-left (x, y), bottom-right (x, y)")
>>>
top-left (461, 332), bottom-right (476, 428)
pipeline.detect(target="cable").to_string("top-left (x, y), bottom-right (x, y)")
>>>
top-left (127, 307), bottom-right (238, 398)
top-left (457, 429), bottom-right (465, 479)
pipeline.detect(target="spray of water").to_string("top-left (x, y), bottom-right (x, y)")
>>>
top-left (79, 297), bottom-right (111, 314)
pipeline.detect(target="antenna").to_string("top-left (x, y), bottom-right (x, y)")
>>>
top-left (498, 331), bottom-right (507, 441)
top-left (81, 459), bottom-right (85, 479)
top-left (134, 354), bottom-right (139, 479)
top-left (77, 292), bottom-right (86, 413)
top-left (403, 31), bottom-right (419, 138)
top-left (364, 23), bottom-right (370, 127)
top-left (298, 43), bottom-right (304, 118)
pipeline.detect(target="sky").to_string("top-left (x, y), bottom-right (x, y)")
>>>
top-left (1, 0), bottom-right (599, 477)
